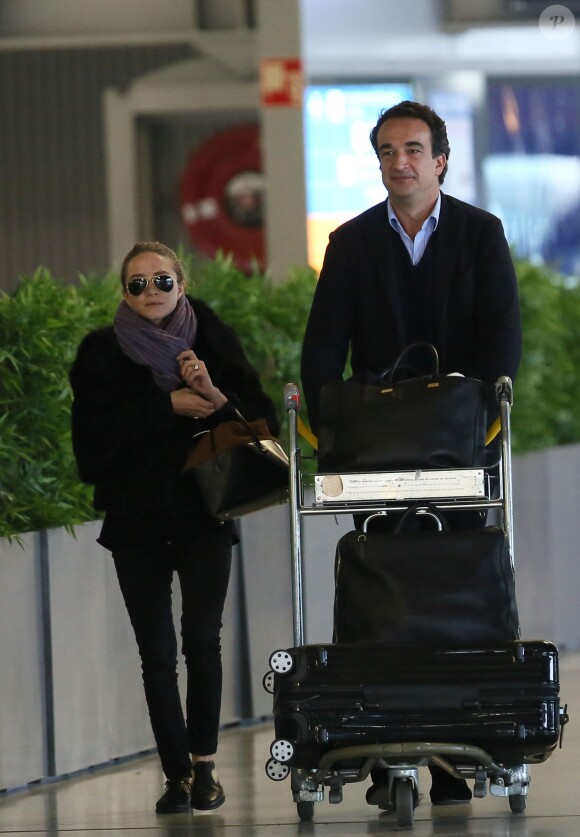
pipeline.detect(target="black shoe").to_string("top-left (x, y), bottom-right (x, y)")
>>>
top-left (155, 777), bottom-right (192, 813)
top-left (365, 767), bottom-right (393, 811)
top-left (429, 766), bottom-right (472, 806)
top-left (190, 761), bottom-right (225, 811)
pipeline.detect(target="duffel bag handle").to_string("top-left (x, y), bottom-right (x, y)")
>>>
top-left (379, 342), bottom-right (440, 385)
top-left (395, 501), bottom-right (448, 533)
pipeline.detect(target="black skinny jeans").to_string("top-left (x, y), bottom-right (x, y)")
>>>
top-left (113, 528), bottom-right (232, 780)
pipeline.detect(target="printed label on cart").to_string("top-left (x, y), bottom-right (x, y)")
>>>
top-left (314, 469), bottom-right (486, 504)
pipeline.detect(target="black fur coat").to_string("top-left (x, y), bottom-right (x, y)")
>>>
top-left (70, 296), bottom-right (279, 550)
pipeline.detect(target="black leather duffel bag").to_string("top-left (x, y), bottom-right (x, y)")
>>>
top-left (318, 342), bottom-right (488, 473)
top-left (333, 504), bottom-right (520, 646)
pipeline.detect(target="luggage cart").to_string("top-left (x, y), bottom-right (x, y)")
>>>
top-left (263, 377), bottom-right (568, 828)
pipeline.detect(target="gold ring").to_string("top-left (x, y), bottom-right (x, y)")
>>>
top-left (193, 363), bottom-right (200, 370)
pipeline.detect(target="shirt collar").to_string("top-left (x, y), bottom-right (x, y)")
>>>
top-left (387, 192), bottom-right (441, 233)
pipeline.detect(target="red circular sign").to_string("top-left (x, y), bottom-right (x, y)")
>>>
top-left (179, 124), bottom-right (265, 272)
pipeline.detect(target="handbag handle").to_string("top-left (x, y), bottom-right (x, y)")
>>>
top-left (229, 403), bottom-right (270, 455)
top-left (206, 404), bottom-right (269, 470)
top-left (379, 342), bottom-right (440, 385)
top-left (394, 501), bottom-right (448, 533)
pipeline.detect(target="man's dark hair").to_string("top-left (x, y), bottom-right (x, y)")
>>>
top-left (369, 100), bottom-right (450, 184)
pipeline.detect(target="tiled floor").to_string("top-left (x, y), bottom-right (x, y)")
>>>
top-left (1, 653), bottom-right (578, 836)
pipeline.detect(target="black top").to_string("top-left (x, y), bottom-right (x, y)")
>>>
top-left (391, 227), bottom-right (436, 350)
top-left (70, 296), bottom-right (279, 552)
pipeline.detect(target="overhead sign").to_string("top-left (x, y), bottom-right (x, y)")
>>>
top-left (260, 57), bottom-right (303, 108)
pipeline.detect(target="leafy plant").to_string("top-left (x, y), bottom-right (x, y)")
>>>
top-left (511, 260), bottom-right (580, 453)
top-left (0, 269), bottom-right (98, 537)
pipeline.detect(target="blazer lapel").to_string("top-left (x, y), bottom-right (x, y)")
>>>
top-left (430, 194), bottom-right (464, 353)
top-left (366, 201), bottom-right (407, 347)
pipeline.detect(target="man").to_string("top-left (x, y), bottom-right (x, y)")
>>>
top-left (301, 100), bottom-right (521, 435)
top-left (300, 101), bottom-right (522, 807)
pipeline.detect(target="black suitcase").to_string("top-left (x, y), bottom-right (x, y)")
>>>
top-left (273, 641), bottom-right (561, 768)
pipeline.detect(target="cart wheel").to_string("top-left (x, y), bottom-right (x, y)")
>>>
top-left (395, 779), bottom-right (414, 828)
top-left (265, 757), bottom-right (290, 781)
top-left (297, 800), bottom-right (314, 821)
top-left (509, 793), bottom-right (526, 814)
top-left (270, 739), bottom-right (295, 763)
top-left (262, 670), bottom-right (275, 694)
top-left (269, 650), bottom-right (294, 674)
top-left (328, 785), bottom-right (343, 804)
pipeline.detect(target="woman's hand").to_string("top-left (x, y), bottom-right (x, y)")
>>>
top-left (177, 351), bottom-right (228, 410)
top-left (170, 388), bottom-right (216, 419)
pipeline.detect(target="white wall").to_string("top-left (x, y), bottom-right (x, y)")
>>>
top-left (0, 533), bottom-right (46, 789)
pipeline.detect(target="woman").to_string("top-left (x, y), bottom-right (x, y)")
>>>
top-left (70, 241), bottom-right (279, 814)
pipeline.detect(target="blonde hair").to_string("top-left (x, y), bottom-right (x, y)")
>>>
top-left (120, 241), bottom-right (187, 287)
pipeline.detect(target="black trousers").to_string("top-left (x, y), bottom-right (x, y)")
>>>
top-left (113, 528), bottom-right (232, 780)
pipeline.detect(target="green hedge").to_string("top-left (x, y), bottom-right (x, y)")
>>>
top-left (0, 253), bottom-right (578, 537)
top-left (511, 260), bottom-right (580, 451)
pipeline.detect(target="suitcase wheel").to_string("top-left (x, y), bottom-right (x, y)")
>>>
top-left (265, 757), bottom-right (290, 781)
top-left (509, 794), bottom-right (526, 814)
top-left (297, 800), bottom-right (314, 821)
top-left (270, 738), bottom-right (295, 763)
top-left (328, 785), bottom-right (343, 804)
top-left (262, 670), bottom-right (275, 694)
top-left (269, 649), bottom-right (294, 674)
top-left (394, 778), bottom-right (415, 829)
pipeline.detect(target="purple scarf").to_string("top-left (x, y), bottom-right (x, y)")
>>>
top-left (113, 295), bottom-right (197, 391)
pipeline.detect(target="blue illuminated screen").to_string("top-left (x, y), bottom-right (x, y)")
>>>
top-left (303, 82), bottom-right (413, 270)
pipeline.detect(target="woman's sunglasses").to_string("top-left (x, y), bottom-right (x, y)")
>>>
top-left (125, 274), bottom-right (176, 297)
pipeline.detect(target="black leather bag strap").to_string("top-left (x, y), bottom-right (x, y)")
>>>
top-left (228, 404), bottom-right (267, 451)
top-left (394, 501), bottom-right (449, 533)
top-left (207, 404), bottom-right (267, 469)
top-left (379, 342), bottom-right (440, 385)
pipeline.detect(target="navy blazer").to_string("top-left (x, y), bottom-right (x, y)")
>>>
top-left (301, 193), bottom-right (522, 431)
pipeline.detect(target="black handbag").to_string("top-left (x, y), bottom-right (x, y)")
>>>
top-left (182, 406), bottom-right (289, 521)
top-left (317, 343), bottom-right (488, 473)
top-left (333, 504), bottom-right (520, 646)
